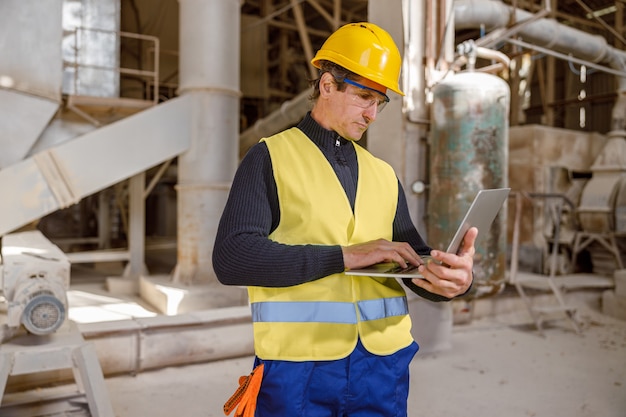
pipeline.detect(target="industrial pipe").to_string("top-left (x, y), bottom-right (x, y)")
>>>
top-left (453, 39), bottom-right (511, 73)
top-left (454, 0), bottom-right (626, 130)
top-left (4, 306), bottom-right (254, 392)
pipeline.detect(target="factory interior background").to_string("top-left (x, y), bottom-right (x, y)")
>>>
top-left (1, 0), bottom-right (626, 416)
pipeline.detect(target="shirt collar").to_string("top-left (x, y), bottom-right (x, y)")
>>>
top-left (297, 112), bottom-right (351, 150)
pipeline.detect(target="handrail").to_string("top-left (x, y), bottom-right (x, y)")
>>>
top-left (64, 26), bottom-right (160, 104)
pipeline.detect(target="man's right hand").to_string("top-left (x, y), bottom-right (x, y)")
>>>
top-left (341, 239), bottom-right (423, 271)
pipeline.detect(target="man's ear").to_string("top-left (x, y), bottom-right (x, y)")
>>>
top-left (319, 72), bottom-right (334, 97)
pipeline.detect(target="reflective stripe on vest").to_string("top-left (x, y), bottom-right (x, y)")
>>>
top-left (251, 296), bottom-right (408, 324)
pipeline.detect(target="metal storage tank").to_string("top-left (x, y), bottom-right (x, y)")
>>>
top-left (429, 71), bottom-right (510, 293)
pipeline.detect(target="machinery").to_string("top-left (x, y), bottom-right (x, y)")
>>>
top-left (0, 230), bottom-right (70, 341)
top-left (572, 130), bottom-right (626, 273)
top-left (0, 230), bottom-right (115, 417)
top-left (538, 130), bottom-right (626, 276)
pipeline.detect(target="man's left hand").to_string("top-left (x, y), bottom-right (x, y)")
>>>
top-left (410, 227), bottom-right (477, 298)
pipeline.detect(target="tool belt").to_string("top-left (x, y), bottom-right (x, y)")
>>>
top-left (223, 363), bottom-right (264, 417)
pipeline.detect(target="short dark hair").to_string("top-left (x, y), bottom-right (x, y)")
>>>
top-left (309, 60), bottom-right (357, 101)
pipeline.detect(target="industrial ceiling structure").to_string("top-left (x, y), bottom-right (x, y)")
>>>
top-left (233, 0), bottom-right (625, 133)
top-left (116, 0), bottom-right (625, 136)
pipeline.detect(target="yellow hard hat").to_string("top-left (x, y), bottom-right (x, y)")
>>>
top-left (311, 22), bottom-right (404, 96)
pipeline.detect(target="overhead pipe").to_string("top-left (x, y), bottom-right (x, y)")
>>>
top-left (452, 39), bottom-right (511, 73)
top-left (454, 0), bottom-right (626, 130)
top-left (455, 1), bottom-right (610, 63)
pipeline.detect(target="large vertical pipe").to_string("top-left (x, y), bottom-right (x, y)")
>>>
top-left (175, 0), bottom-right (240, 284)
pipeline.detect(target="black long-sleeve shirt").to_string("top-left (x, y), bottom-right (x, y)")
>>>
top-left (212, 113), bottom-right (450, 302)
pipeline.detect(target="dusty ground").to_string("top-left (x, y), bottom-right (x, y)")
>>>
top-left (100, 302), bottom-right (626, 417)
top-left (409, 306), bottom-right (626, 417)
top-left (2, 268), bottom-right (624, 417)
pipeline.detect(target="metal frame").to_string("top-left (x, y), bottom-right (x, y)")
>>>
top-left (571, 231), bottom-right (625, 270)
top-left (66, 26), bottom-right (160, 104)
top-left (0, 323), bottom-right (115, 417)
top-left (509, 192), bottom-right (582, 336)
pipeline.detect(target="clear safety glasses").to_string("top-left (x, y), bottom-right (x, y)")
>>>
top-left (338, 77), bottom-right (390, 113)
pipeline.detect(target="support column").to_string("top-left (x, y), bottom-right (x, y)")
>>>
top-left (126, 172), bottom-right (147, 277)
top-left (107, 174), bottom-right (147, 295)
top-left (174, 0), bottom-right (241, 285)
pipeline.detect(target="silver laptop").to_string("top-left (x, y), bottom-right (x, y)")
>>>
top-left (344, 188), bottom-right (511, 278)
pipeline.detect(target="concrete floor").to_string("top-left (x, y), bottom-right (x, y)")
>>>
top-left (98, 302), bottom-right (626, 417)
top-left (2, 262), bottom-right (625, 417)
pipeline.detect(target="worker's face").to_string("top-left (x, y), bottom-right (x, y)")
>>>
top-left (316, 73), bottom-right (389, 141)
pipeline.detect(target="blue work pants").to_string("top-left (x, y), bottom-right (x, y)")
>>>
top-left (254, 339), bottom-right (419, 417)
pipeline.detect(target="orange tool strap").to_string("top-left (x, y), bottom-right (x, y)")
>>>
top-left (223, 363), bottom-right (264, 417)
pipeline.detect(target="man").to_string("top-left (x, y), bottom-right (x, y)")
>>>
top-left (214, 22), bottom-right (476, 417)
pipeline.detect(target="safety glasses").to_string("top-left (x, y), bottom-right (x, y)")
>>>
top-left (338, 77), bottom-right (390, 113)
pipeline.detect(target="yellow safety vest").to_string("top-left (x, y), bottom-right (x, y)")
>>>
top-left (249, 128), bottom-right (413, 361)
